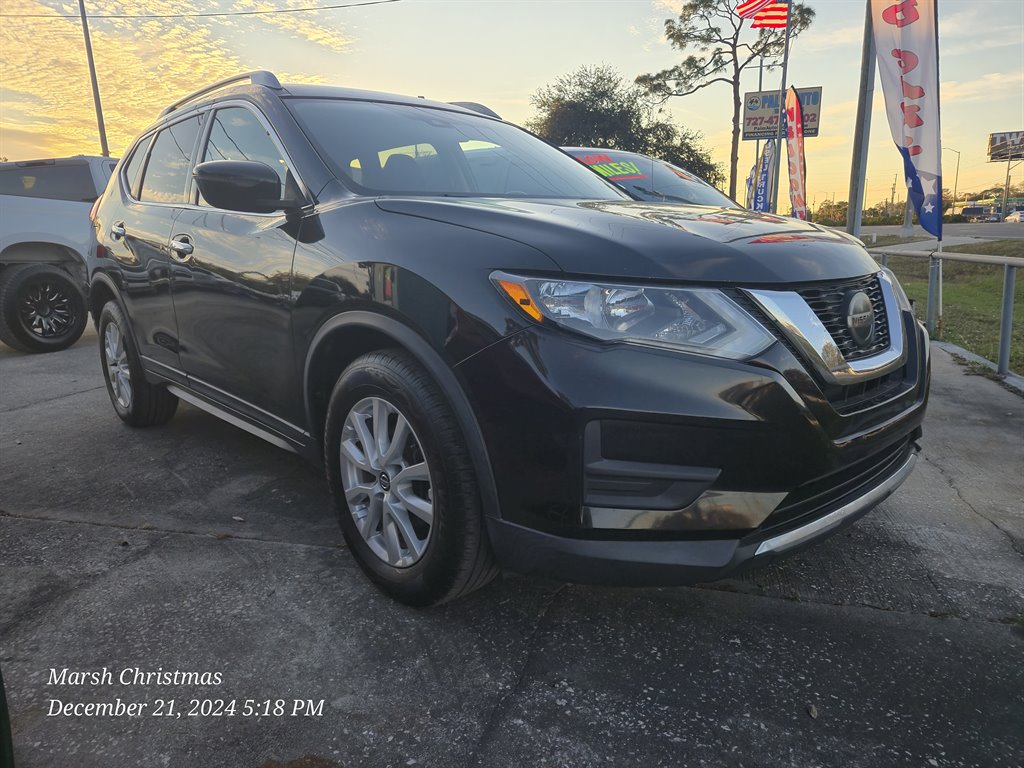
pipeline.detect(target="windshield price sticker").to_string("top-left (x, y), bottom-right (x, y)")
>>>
top-left (577, 154), bottom-right (648, 181)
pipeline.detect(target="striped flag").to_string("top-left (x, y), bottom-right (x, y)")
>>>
top-left (751, 1), bottom-right (789, 28)
top-left (736, 0), bottom-right (774, 18)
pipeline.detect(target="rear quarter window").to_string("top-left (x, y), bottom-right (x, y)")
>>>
top-left (0, 163), bottom-right (100, 202)
top-left (122, 134), bottom-right (153, 199)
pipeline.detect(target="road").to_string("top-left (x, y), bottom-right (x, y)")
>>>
top-left (859, 222), bottom-right (1024, 240)
top-left (1, 328), bottom-right (1022, 768)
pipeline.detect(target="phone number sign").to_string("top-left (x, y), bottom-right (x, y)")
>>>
top-left (743, 87), bottom-right (822, 140)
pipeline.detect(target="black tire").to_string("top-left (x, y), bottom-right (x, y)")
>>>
top-left (324, 349), bottom-right (499, 606)
top-left (0, 263), bottom-right (87, 353)
top-left (98, 301), bottom-right (178, 427)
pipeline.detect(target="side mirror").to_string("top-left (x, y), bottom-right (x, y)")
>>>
top-left (193, 160), bottom-right (293, 214)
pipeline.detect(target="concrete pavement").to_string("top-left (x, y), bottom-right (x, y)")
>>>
top-left (1, 327), bottom-right (1022, 768)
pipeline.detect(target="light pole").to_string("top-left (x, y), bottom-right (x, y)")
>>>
top-left (943, 147), bottom-right (960, 214)
top-left (78, 0), bottom-right (109, 157)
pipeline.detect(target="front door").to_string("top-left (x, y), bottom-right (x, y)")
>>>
top-left (170, 105), bottom-right (304, 434)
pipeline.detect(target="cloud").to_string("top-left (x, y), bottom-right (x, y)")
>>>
top-left (939, 5), bottom-right (1024, 55)
top-left (0, 0), bottom-right (352, 159)
top-left (799, 24), bottom-right (862, 53)
top-left (653, 0), bottom-right (685, 14)
top-left (230, 0), bottom-right (352, 52)
top-left (942, 72), bottom-right (1024, 104)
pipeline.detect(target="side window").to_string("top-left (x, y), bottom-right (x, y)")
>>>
top-left (122, 134), bottom-right (153, 199)
top-left (0, 164), bottom-right (100, 202)
top-left (200, 107), bottom-right (289, 205)
top-left (139, 117), bottom-right (201, 204)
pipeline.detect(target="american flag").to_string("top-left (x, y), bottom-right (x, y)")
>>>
top-left (735, 0), bottom-right (774, 18)
top-left (751, 1), bottom-right (789, 28)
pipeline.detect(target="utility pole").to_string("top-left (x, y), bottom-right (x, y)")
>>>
top-left (900, 196), bottom-right (913, 237)
top-left (846, 0), bottom-right (875, 236)
top-left (944, 147), bottom-right (960, 214)
top-left (78, 0), bottom-right (109, 157)
top-left (1001, 157), bottom-right (1012, 220)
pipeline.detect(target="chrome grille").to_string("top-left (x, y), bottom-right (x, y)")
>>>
top-left (796, 275), bottom-right (890, 361)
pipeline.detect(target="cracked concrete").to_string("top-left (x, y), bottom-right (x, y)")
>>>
top-left (1, 327), bottom-right (1022, 767)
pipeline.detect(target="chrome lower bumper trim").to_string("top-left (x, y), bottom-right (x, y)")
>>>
top-left (584, 490), bottom-right (787, 531)
top-left (754, 449), bottom-right (918, 556)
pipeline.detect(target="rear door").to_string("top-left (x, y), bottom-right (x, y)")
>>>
top-left (170, 104), bottom-right (305, 434)
top-left (104, 116), bottom-right (203, 378)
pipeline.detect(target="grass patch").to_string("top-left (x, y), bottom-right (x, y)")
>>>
top-left (863, 235), bottom-right (931, 248)
top-left (876, 244), bottom-right (1024, 374)
top-left (944, 239), bottom-right (1024, 259)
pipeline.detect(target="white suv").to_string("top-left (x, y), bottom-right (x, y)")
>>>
top-left (0, 155), bottom-right (115, 352)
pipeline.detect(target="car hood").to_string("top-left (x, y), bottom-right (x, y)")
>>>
top-left (375, 197), bottom-right (879, 284)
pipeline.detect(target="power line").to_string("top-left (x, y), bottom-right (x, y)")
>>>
top-left (0, 0), bottom-right (398, 19)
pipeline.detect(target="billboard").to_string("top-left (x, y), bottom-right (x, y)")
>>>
top-left (743, 87), bottom-right (821, 140)
top-left (987, 131), bottom-right (1024, 162)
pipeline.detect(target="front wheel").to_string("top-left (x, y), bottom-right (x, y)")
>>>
top-left (0, 264), bottom-right (87, 353)
top-left (98, 301), bottom-right (178, 427)
top-left (324, 349), bottom-right (498, 606)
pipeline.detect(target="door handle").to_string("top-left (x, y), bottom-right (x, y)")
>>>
top-left (169, 235), bottom-right (194, 262)
top-left (110, 222), bottom-right (126, 240)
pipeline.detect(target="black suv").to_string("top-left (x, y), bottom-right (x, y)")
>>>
top-left (90, 72), bottom-right (929, 605)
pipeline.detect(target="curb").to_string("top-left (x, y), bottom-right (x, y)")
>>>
top-left (933, 340), bottom-right (1024, 395)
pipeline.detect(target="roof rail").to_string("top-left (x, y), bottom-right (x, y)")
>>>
top-left (159, 71), bottom-right (283, 117)
top-left (449, 101), bottom-right (502, 120)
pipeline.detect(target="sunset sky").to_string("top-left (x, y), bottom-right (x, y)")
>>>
top-left (1, 0), bottom-right (1022, 207)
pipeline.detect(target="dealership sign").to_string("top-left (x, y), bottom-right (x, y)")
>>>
top-left (987, 132), bottom-right (1024, 162)
top-left (742, 87), bottom-right (822, 140)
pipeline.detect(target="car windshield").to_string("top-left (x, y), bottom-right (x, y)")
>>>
top-left (567, 150), bottom-right (737, 208)
top-left (287, 99), bottom-right (628, 200)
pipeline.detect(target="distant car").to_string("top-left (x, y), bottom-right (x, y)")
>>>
top-left (1004, 211), bottom-right (1022, 222)
top-left (0, 155), bottom-right (116, 352)
top-left (986, 213), bottom-right (1001, 223)
top-left (563, 147), bottom-right (737, 208)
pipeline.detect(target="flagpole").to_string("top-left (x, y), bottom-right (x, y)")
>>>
top-left (769, 2), bottom-right (793, 214)
top-left (846, 0), bottom-right (875, 236)
top-left (755, 56), bottom-right (764, 173)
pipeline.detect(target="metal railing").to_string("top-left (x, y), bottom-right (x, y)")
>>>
top-left (867, 247), bottom-right (1022, 375)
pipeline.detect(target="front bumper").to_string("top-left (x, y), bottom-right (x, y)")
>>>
top-left (486, 445), bottom-right (918, 586)
top-left (454, 308), bottom-right (929, 585)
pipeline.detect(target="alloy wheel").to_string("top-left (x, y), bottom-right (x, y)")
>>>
top-left (339, 396), bottom-right (433, 568)
top-left (104, 323), bottom-right (132, 409)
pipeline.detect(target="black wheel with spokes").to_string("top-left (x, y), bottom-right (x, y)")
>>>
top-left (0, 264), bottom-right (87, 353)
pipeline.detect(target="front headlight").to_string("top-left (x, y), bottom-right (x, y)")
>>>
top-left (492, 272), bottom-right (775, 360)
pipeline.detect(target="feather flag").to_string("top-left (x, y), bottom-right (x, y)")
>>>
top-left (785, 87), bottom-right (808, 220)
top-left (871, 0), bottom-right (942, 239)
top-left (751, 1), bottom-right (789, 29)
top-left (736, 0), bottom-right (774, 18)
top-left (751, 140), bottom-right (776, 212)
